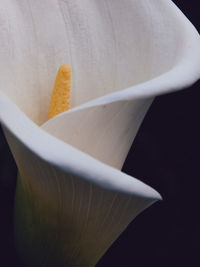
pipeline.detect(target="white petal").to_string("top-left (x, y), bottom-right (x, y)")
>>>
top-left (42, 97), bottom-right (154, 169)
top-left (40, 1), bottom-right (200, 169)
top-left (1, 1), bottom-right (200, 266)
top-left (0, 92), bottom-right (161, 266)
top-left (0, 0), bottom-right (199, 124)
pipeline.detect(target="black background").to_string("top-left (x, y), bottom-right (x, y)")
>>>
top-left (0, 1), bottom-right (200, 266)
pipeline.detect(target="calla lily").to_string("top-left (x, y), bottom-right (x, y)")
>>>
top-left (0, 0), bottom-right (200, 266)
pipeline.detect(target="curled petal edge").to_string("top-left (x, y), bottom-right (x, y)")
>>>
top-left (0, 92), bottom-right (161, 266)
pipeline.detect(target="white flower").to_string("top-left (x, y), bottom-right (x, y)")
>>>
top-left (0, 0), bottom-right (200, 266)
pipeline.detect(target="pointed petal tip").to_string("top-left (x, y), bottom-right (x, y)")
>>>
top-left (131, 180), bottom-right (163, 202)
top-left (93, 164), bottom-right (163, 202)
top-left (148, 188), bottom-right (163, 202)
